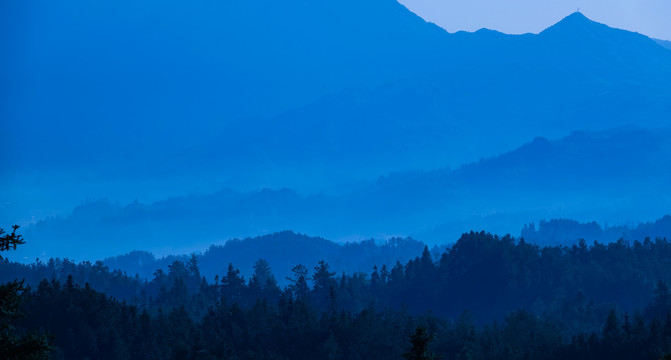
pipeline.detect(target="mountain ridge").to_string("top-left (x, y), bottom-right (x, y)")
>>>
top-left (156, 15), bottom-right (671, 192)
top-left (6, 7), bottom-right (669, 179)
top-left (18, 126), bottom-right (671, 259)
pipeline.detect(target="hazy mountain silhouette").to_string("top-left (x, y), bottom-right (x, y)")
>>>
top-left (4, 6), bottom-right (671, 226)
top-left (2, 0), bottom-right (454, 223)
top-left (350, 125), bottom-right (671, 239)
top-left (119, 12), bottom-right (671, 191)
top-left (18, 126), bottom-right (671, 259)
top-left (4, 0), bottom-right (449, 173)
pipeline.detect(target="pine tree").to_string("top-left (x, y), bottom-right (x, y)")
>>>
top-left (0, 225), bottom-right (24, 254)
top-left (403, 326), bottom-right (436, 360)
top-left (287, 264), bottom-right (309, 300)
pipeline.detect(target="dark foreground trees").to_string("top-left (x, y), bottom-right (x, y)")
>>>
top-left (15, 277), bottom-right (671, 360)
top-left (4, 230), bottom-right (671, 358)
top-left (0, 226), bottom-right (51, 359)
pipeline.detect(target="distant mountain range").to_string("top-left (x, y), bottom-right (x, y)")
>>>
top-left (95, 12), bottom-right (671, 190)
top-left (4, 7), bottom-right (671, 212)
top-left (17, 126), bottom-right (671, 260)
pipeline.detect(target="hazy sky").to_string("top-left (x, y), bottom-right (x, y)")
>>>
top-left (399, 0), bottom-right (671, 40)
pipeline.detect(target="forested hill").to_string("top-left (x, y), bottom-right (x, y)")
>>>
top-left (521, 215), bottom-right (671, 246)
top-left (100, 232), bottom-right (430, 284)
top-left (4, 230), bottom-right (671, 321)
top-left (6, 230), bottom-right (671, 359)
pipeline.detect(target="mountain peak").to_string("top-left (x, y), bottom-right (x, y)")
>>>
top-left (540, 11), bottom-right (605, 36)
top-left (537, 11), bottom-right (668, 54)
top-left (563, 11), bottom-right (590, 22)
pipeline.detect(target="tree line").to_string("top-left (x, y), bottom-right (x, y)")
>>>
top-left (4, 229), bottom-right (671, 358)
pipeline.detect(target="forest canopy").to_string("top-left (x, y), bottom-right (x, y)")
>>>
top-left (3, 230), bottom-right (671, 359)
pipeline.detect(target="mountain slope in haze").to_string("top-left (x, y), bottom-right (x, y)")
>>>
top-left (3, 0), bottom-right (450, 173)
top-left (351, 125), bottom-right (671, 239)
top-left (2, 0), bottom-right (458, 223)
top-left (157, 13), bottom-right (671, 190)
top-left (4, 9), bottom-right (671, 213)
top-left (19, 126), bottom-right (671, 259)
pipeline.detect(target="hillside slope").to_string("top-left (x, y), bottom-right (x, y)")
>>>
top-left (19, 126), bottom-right (671, 258)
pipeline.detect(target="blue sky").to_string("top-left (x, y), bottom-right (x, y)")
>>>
top-left (400, 0), bottom-right (671, 40)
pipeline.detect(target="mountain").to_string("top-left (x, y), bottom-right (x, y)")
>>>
top-left (1, 0), bottom-right (456, 223)
top-left (18, 126), bottom-right (671, 259)
top-left (373, 125), bottom-right (671, 239)
top-left (121, 12), bottom-right (671, 191)
top-left (3, 0), bottom-right (450, 173)
top-left (4, 7), bottom-right (671, 227)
